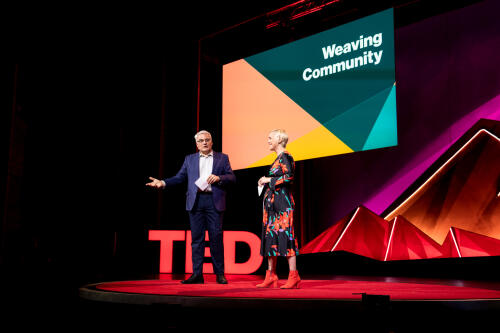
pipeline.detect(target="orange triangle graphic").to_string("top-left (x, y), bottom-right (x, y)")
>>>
top-left (223, 59), bottom-right (323, 170)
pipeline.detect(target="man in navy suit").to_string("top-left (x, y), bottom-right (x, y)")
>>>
top-left (147, 130), bottom-right (236, 284)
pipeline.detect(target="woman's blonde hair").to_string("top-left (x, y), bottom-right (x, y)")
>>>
top-left (270, 129), bottom-right (288, 148)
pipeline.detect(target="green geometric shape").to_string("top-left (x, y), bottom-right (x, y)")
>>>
top-left (323, 85), bottom-right (393, 151)
top-left (244, 8), bottom-right (396, 133)
top-left (362, 84), bottom-right (397, 150)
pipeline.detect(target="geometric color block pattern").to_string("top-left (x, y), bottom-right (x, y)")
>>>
top-left (223, 9), bottom-right (396, 170)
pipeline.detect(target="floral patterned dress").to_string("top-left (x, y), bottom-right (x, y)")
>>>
top-left (261, 151), bottom-right (299, 257)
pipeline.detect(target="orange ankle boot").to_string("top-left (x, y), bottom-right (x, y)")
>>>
top-left (280, 270), bottom-right (300, 289)
top-left (256, 270), bottom-right (278, 288)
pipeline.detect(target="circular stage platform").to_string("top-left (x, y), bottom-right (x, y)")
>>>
top-left (80, 274), bottom-right (500, 305)
top-left (79, 274), bottom-right (500, 330)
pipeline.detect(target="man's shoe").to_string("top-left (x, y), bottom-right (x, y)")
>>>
top-left (180, 274), bottom-right (204, 284)
top-left (216, 274), bottom-right (228, 284)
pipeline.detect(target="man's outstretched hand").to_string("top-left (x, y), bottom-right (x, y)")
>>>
top-left (146, 177), bottom-right (165, 189)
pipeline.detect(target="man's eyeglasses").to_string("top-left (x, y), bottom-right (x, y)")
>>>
top-left (196, 139), bottom-right (211, 143)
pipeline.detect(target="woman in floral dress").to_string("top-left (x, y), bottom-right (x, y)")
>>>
top-left (256, 129), bottom-right (300, 289)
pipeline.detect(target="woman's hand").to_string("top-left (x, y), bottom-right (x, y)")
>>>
top-left (258, 176), bottom-right (271, 186)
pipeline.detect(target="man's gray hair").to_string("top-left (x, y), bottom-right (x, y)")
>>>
top-left (194, 130), bottom-right (212, 141)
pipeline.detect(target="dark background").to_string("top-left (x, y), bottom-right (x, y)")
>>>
top-left (2, 0), bottom-right (500, 319)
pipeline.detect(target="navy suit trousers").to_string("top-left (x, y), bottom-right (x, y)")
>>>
top-left (188, 193), bottom-right (224, 275)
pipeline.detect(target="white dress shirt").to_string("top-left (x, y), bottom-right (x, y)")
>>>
top-left (199, 151), bottom-right (214, 192)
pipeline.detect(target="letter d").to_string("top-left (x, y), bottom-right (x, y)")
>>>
top-left (224, 231), bottom-right (263, 274)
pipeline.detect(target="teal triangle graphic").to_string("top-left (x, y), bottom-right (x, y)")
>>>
top-left (322, 85), bottom-right (393, 151)
top-left (362, 85), bottom-right (397, 150)
top-left (244, 8), bottom-right (395, 129)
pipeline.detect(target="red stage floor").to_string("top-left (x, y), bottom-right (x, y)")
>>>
top-left (91, 274), bottom-right (500, 301)
top-left (78, 274), bottom-right (500, 330)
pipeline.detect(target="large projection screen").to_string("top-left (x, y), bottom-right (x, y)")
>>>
top-left (223, 8), bottom-right (397, 170)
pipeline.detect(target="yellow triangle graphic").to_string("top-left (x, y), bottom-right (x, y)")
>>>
top-left (247, 125), bottom-right (354, 169)
top-left (246, 152), bottom-right (278, 169)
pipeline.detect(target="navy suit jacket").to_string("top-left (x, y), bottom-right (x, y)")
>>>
top-left (163, 151), bottom-right (236, 211)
